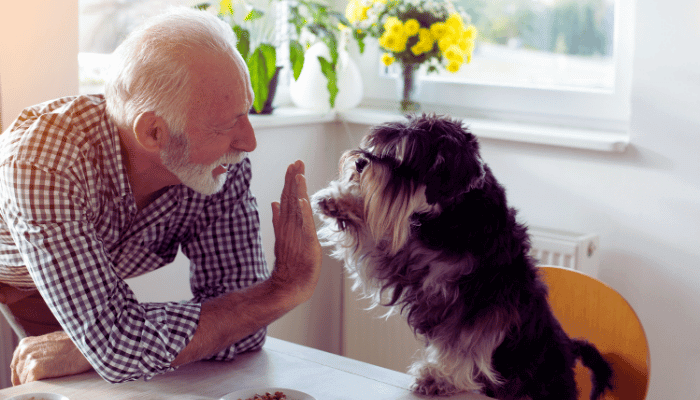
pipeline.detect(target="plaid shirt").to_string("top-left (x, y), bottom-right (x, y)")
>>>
top-left (0, 95), bottom-right (270, 383)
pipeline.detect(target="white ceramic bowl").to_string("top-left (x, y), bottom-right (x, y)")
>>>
top-left (6, 393), bottom-right (69, 400)
top-left (220, 387), bottom-right (315, 400)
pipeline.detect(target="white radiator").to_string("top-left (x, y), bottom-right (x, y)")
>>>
top-left (341, 227), bottom-right (601, 373)
top-left (528, 227), bottom-right (600, 276)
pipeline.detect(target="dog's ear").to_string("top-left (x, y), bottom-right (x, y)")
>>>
top-left (362, 165), bottom-right (435, 255)
top-left (423, 128), bottom-right (485, 205)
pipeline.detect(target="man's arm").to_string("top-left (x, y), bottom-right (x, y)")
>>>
top-left (10, 161), bottom-right (322, 383)
top-left (172, 160), bottom-right (322, 366)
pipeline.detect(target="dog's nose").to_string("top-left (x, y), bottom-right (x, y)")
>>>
top-left (355, 158), bottom-right (368, 173)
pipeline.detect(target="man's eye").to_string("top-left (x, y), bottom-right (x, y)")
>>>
top-left (355, 158), bottom-right (368, 173)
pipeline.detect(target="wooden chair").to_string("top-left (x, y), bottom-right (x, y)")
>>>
top-left (0, 303), bottom-right (27, 340)
top-left (539, 265), bottom-right (650, 400)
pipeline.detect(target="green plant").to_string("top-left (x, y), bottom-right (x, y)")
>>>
top-left (196, 2), bottom-right (279, 114)
top-left (287, 0), bottom-right (354, 108)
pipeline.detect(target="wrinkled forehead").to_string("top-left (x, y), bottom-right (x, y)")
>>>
top-left (186, 49), bottom-right (253, 124)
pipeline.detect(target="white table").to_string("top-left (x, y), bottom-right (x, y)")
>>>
top-left (0, 337), bottom-right (494, 400)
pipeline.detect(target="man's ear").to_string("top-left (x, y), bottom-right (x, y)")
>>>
top-left (133, 111), bottom-right (168, 152)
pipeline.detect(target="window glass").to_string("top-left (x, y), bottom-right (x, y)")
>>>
top-left (79, 0), bottom-right (194, 94)
top-left (446, 0), bottom-right (616, 92)
top-left (78, 0), bottom-right (280, 94)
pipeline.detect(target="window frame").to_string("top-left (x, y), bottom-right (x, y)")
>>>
top-left (348, 0), bottom-right (636, 134)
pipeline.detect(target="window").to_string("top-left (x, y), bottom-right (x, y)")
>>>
top-left (450, 0), bottom-right (615, 91)
top-left (78, 0), bottom-right (280, 94)
top-left (360, 0), bottom-right (635, 132)
top-left (79, 0), bottom-right (635, 134)
top-left (79, 0), bottom-right (192, 94)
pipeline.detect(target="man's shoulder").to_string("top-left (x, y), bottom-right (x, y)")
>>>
top-left (1, 95), bottom-right (115, 171)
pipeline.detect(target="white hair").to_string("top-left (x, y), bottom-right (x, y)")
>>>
top-left (104, 7), bottom-right (240, 134)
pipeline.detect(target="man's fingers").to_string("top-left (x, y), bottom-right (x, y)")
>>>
top-left (271, 202), bottom-right (281, 239)
top-left (280, 160), bottom-right (304, 213)
top-left (277, 160), bottom-right (308, 226)
top-left (11, 364), bottom-right (19, 386)
top-left (295, 173), bottom-right (309, 201)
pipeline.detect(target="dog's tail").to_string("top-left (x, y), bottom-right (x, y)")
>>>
top-left (573, 339), bottom-right (614, 400)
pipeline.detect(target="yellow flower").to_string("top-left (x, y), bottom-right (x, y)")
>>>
top-left (443, 45), bottom-right (464, 66)
top-left (411, 42), bottom-right (427, 55)
top-left (219, 0), bottom-right (233, 15)
top-left (385, 16), bottom-right (404, 35)
top-left (429, 22), bottom-right (447, 39)
top-left (404, 19), bottom-right (420, 36)
top-left (446, 60), bottom-right (461, 73)
top-left (379, 31), bottom-right (407, 52)
top-left (438, 36), bottom-right (456, 52)
top-left (417, 28), bottom-right (434, 44)
top-left (460, 38), bottom-right (475, 55)
top-left (446, 13), bottom-right (465, 32)
top-left (410, 28), bottom-right (434, 55)
top-left (345, 0), bottom-right (371, 23)
top-left (381, 53), bottom-right (396, 66)
top-left (464, 25), bottom-right (478, 41)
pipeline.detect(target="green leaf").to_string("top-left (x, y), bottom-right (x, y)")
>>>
top-left (353, 31), bottom-right (366, 54)
top-left (233, 26), bottom-right (250, 60)
top-left (322, 36), bottom-right (339, 65)
top-left (193, 3), bottom-right (210, 11)
top-left (247, 44), bottom-right (277, 113)
top-left (248, 49), bottom-right (270, 114)
top-left (289, 41), bottom-right (305, 81)
top-left (244, 8), bottom-right (265, 22)
top-left (318, 56), bottom-right (338, 108)
top-left (257, 43), bottom-right (277, 81)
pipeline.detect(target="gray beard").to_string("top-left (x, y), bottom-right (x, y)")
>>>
top-left (160, 132), bottom-right (244, 195)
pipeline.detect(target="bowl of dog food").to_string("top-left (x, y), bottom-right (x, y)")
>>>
top-left (220, 387), bottom-right (315, 400)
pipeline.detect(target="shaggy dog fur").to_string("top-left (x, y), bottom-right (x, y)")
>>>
top-left (311, 114), bottom-right (614, 399)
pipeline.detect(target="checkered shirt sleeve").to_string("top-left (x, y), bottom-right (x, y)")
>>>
top-left (180, 160), bottom-right (270, 361)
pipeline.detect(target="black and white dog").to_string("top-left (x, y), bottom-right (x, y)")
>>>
top-left (311, 114), bottom-right (613, 399)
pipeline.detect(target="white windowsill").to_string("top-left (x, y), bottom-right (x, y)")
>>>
top-left (251, 106), bottom-right (630, 153)
top-left (249, 106), bottom-right (336, 128)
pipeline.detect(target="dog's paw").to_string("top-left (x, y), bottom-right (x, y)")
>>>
top-left (315, 197), bottom-right (342, 218)
top-left (411, 375), bottom-right (461, 397)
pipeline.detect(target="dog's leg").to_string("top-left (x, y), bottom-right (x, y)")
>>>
top-left (411, 362), bottom-right (462, 396)
top-left (409, 342), bottom-right (486, 396)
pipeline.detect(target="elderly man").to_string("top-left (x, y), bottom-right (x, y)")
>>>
top-left (0, 7), bottom-right (322, 385)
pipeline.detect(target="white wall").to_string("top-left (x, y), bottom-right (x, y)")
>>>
top-left (0, 1), bottom-right (79, 131)
top-left (341, 1), bottom-right (700, 398)
top-left (247, 122), bottom-right (345, 354)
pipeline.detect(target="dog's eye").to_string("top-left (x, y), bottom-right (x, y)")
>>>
top-left (355, 158), bottom-right (369, 173)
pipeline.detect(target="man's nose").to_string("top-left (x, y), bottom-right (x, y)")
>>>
top-left (232, 116), bottom-right (256, 153)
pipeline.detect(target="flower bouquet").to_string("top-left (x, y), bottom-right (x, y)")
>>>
top-left (345, 0), bottom-right (477, 112)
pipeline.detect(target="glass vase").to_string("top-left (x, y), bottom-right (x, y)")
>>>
top-left (396, 62), bottom-right (421, 113)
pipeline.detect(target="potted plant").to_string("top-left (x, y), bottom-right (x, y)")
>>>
top-left (287, 0), bottom-right (359, 110)
top-left (196, 1), bottom-right (282, 114)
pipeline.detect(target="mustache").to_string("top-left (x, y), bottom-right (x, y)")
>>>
top-left (218, 151), bottom-right (245, 166)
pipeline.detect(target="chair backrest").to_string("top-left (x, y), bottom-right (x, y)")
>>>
top-left (0, 303), bottom-right (27, 340)
top-left (539, 265), bottom-right (649, 400)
